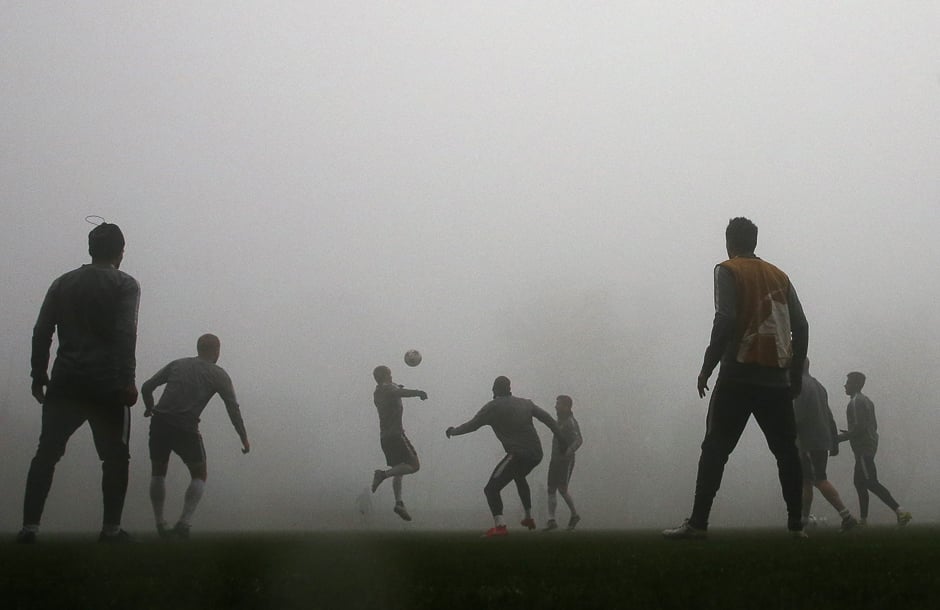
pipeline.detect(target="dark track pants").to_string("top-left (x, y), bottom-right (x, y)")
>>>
top-left (484, 453), bottom-right (541, 517)
top-left (689, 381), bottom-right (803, 531)
top-left (853, 454), bottom-right (899, 519)
top-left (23, 388), bottom-right (130, 527)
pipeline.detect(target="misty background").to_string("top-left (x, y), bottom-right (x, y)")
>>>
top-left (1, 3), bottom-right (938, 533)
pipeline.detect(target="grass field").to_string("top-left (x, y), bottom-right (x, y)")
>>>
top-left (2, 526), bottom-right (940, 609)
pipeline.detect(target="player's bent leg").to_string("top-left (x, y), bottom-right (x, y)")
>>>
top-left (177, 461), bottom-right (207, 535)
top-left (149, 465), bottom-right (169, 536)
top-left (484, 455), bottom-right (516, 528)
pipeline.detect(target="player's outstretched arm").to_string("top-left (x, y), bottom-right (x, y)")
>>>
top-left (395, 387), bottom-right (428, 401)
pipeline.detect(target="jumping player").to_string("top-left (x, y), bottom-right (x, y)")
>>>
top-left (141, 334), bottom-right (250, 539)
top-left (446, 376), bottom-right (565, 537)
top-left (19, 221), bottom-right (140, 544)
top-left (793, 359), bottom-right (857, 531)
top-left (544, 395), bottom-right (583, 531)
top-left (371, 365), bottom-right (428, 521)
top-left (838, 372), bottom-right (911, 527)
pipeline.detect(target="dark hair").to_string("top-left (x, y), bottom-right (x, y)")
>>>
top-left (846, 371), bottom-right (866, 388)
top-left (373, 365), bottom-right (391, 383)
top-left (492, 376), bottom-right (511, 397)
top-left (725, 217), bottom-right (757, 254)
top-left (556, 395), bottom-right (573, 408)
top-left (88, 222), bottom-right (125, 260)
top-left (197, 333), bottom-right (220, 355)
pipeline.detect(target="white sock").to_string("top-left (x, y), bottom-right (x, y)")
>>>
top-left (548, 492), bottom-right (558, 520)
top-left (179, 478), bottom-right (206, 526)
top-left (150, 476), bottom-right (167, 526)
top-left (560, 490), bottom-right (578, 517)
top-left (494, 514), bottom-right (505, 527)
top-left (839, 508), bottom-right (851, 519)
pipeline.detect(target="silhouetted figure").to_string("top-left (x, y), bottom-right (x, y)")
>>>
top-left (141, 333), bottom-right (250, 540)
top-left (544, 395), bottom-right (583, 531)
top-left (664, 217), bottom-right (809, 539)
top-left (793, 359), bottom-right (857, 531)
top-left (19, 222), bottom-right (140, 543)
top-left (838, 372), bottom-right (911, 527)
top-left (446, 376), bottom-right (564, 537)
top-left (371, 365), bottom-right (428, 522)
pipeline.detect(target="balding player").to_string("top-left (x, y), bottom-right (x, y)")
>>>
top-left (141, 334), bottom-right (250, 539)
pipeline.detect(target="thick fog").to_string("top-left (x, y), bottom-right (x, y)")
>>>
top-left (1, 3), bottom-right (938, 532)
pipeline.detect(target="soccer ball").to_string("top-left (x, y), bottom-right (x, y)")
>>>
top-left (404, 349), bottom-right (422, 367)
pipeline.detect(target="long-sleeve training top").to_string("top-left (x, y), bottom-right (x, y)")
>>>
top-left (142, 357), bottom-right (247, 441)
top-left (32, 263), bottom-right (140, 392)
top-left (449, 395), bottom-right (561, 462)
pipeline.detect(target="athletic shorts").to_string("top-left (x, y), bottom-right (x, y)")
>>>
top-left (547, 457), bottom-right (576, 490)
top-left (799, 450), bottom-right (829, 483)
top-left (149, 416), bottom-right (206, 466)
top-left (380, 433), bottom-right (418, 468)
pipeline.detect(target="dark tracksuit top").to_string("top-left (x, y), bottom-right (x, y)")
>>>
top-left (31, 263), bottom-right (140, 393)
top-left (450, 395), bottom-right (561, 462)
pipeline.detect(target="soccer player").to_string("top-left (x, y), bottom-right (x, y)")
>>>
top-left (141, 334), bottom-right (250, 539)
top-left (663, 217), bottom-right (809, 539)
top-left (19, 222), bottom-right (140, 544)
top-left (371, 365), bottom-right (428, 521)
top-left (544, 395), bottom-right (583, 531)
top-left (837, 372), bottom-right (911, 527)
top-left (793, 359), bottom-right (857, 532)
top-left (446, 376), bottom-right (565, 537)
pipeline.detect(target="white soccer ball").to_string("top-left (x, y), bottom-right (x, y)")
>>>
top-left (404, 349), bottom-right (422, 367)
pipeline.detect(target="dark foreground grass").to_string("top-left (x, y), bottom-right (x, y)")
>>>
top-left (2, 526), bottom-right (940, 609)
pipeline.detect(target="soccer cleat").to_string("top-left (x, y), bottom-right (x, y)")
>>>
top-left (566, 514), bottom-right (581, 531)
top-left (483, 525), bottom-right (508, 538)
top-left (98, 529), bottom-right (133, 544)
top-left (543, 519), bottom-right (558, 531)
top-left (172, 522), bottom-right (191, 540)
top-left (662, 519), bottom-right (707, 540)
top-left (15, 528), bottom-right (37, 544)
top-left (839, 515), bottom-right (859, 533)
top-left (156, 522), bottom-right (172, 540)
top-left (897, 511), bottom-right (912, 527)
top-left (371, 470), bottom-right (385, 493)
top-left (394, 503), bottom-right (412, 522)
top-left (520, 517), bottom-right (536, 530)
top-left (790, 529), bottom-right (809, 540)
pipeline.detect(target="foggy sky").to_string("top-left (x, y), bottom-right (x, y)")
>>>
top-left (1, 2), bottom-right (938, 532)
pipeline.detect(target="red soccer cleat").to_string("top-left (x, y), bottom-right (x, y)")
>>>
top-left (483, 525), bottom-right (508, 538)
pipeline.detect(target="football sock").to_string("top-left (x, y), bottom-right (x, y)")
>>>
top-left (560, 490), bottom-right (577, 517)
top-left (547, 492), bottom-right (558, 520)
top-left (150, 476), bottom-right (167, 526)
top-left (524, 507), bottom-right (532, 520)
top-left (179, 478), bottom-right (206, 526)
top-left (839, 508), bottom-right (851, 519)
top-left (385, 464), bottom-right (416, 478)
top-left (102, 524), bottom-right (121, 536)
top-left (392, 476), bottom-right (403, 503)
top-left (22, 524), bottom-right (39, 534)
top-left (494, 514), bottom-right (505, 527)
